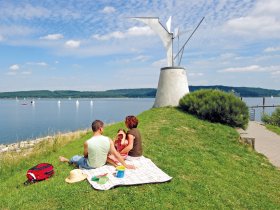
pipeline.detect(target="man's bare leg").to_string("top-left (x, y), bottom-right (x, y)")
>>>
top-left (59, 156), bottom-right (69, 163)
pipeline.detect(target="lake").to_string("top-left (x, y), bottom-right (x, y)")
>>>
top-left (242, 97), bottom-right (280, 121)
top-left (0, 98), bottom-right (154, 144)
top-left (0, 97), bottom-right (279, 145)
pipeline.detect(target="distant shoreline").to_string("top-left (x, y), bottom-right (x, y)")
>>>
top-left (1, 86), bottom-right (280, 98)
top-left (0, 121), bottom-right (118, 153)
top-left (0, 129), bottom-right (89, 154)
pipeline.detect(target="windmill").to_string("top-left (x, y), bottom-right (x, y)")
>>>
top-left (132, 16), bottom-right (204, 107)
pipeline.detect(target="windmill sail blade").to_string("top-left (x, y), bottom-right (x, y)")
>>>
top-left (174, 27), bottom-right (179, 38)
top-left (166, 16), bottom-right (172, 33)
top-left (174, 17), bottom-right (205, 60)
top-left (131, 17), bottom-right (173, 66)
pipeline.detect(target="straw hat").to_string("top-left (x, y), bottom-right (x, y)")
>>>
top-left (65, 169), bottom-right (87, 183)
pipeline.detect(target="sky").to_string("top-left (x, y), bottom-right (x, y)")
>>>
top-left (0, 0), bottom-right (280, 92)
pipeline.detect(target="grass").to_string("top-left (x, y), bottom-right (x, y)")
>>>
top-left (1, 107), bottom-right (280, 209)
top-left (265, 124), bottom-right (280, 136)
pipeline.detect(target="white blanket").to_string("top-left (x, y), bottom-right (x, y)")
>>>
top-left (83, 156), bottom-right (172, 190)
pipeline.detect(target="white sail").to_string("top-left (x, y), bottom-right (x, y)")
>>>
top-left (132, 17), bottom-right (173, 66)
top-left (166, 16), bottom-right (172, 33)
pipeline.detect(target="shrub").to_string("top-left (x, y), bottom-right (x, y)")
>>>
top-left (179, 89), bottom-right (249, 129)
top-left (261, 107), bottom-right (280, 126)
top-left (261, 113), bottom-right (271, 124)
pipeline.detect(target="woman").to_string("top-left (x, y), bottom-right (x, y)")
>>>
top-left (120, 115), bottom-right (142, 157)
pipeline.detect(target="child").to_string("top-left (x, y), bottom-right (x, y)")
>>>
top-left (107, 129), bottom-right (129, 166)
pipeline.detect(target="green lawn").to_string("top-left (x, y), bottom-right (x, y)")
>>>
top-left (266, 124), bottom-right (280, 136)
top-left (1, 107), bottom-right (280, 209)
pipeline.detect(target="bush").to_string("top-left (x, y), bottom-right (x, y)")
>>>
top-left (179, 89), bottom-right (249, 129)
top-left (261, 107), bottom-right (280, 126)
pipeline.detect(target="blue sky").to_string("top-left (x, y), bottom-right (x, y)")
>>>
top-left (0, 0), bottom-right (280, 91)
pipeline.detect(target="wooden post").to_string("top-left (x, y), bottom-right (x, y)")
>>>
top-left (262, 97), bottom-right (265, 114)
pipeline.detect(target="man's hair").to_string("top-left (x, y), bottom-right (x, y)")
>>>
top-left (125, 115), bottom-right (139, 129)
top-left (91, 120), bottom-right (104, 132)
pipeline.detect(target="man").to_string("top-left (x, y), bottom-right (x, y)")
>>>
top-left (59, 120), bottom-right (135, 169)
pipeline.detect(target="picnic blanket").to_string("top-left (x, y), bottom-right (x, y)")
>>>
top-left (83, 156), bottom-right (172, 190)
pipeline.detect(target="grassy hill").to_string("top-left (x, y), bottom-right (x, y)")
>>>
top-left (1, 108), bottom-right (280, 209)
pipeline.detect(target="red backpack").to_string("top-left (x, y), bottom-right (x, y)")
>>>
top-left (25, 163), bottom-right (54, 185)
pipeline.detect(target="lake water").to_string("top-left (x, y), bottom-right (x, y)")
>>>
top-left (242, 97), bottom-right (280, 121)
top-left (0, 97), bottom-right (279, 145)
top-left (0, 98), bottom-right (154, 144)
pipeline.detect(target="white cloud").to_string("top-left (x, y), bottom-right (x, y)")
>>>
top-left (224, 0), bottom-right (280, 38)
top-left (127, 26), bottom-right (155, 36)
top-left (189, 72), bottom-right (204, 77)
top-left (72, 64), bottom-right (82, 69)
top-left (6, 71), bottom-right (17, 76)
top-left (0, 4), bottom-right (50, 20)
top-left (264, 46), bottom-right (280, 53)
top-left (220, 65), bottom-right (262, 73)
top-left (40, 34), bottom-right (64, 40)
top-left (26, 62), bottom-right (48, 66)
top-left (252, 0), bottom-right (280, 16)
top-left (65, 40), bottom-right (80, 48)
top-left (9, 64), bottom-right (20, 71)
top-left (92, 31), bottom-right (125, 40)
top-left (0, 3), bottom-right (80, 20)
top-left (219, 65), bottom-right (280, 73)
top-left (0, 25), bottom-right (35, 37)
top-left (114, 55), bottom-right (150, 64)
top-left (226, 16), bottom-right (280, 37)
top-left (152, 59), bottom-right (167, 67)
top-left (271, 71), bottom-right (280, 75)
top-left (21, 71), bottom-right (32, 75)
top-left (0, 35), bottom-right (4, 41)
top-left (92, 26), bottom-right (154, 41)
top-left (101, 6), bottom-right (116, 14)
top-left (134, 55), bottom-right (150, 62)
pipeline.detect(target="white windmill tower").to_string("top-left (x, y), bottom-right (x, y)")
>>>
top-left (132, 16), bottom-right (204, 107)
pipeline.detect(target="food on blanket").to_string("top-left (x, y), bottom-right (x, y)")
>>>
top-left (91, 174), bottom-right (109, 184)
top-left (91, 176), bottom-right (99, 181)
top-left (116, 165), bottom-right (126, 178)
top-left (91, 173), bottom-right (108, 181)
top-left (98, 176), bottom-right (109, 184)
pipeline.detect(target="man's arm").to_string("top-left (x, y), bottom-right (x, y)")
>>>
top-left (120, 134), bottom-right (134, 154)
top-left (109, 140), bottom-right (135, 169)
top-left (84, 141), bottom-right (88, 158)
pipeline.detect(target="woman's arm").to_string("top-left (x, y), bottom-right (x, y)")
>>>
top-left (120, 134), bottom-right (134, 154)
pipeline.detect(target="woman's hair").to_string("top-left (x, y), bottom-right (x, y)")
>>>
top-left (125, 115), bottom-right (139, 129)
